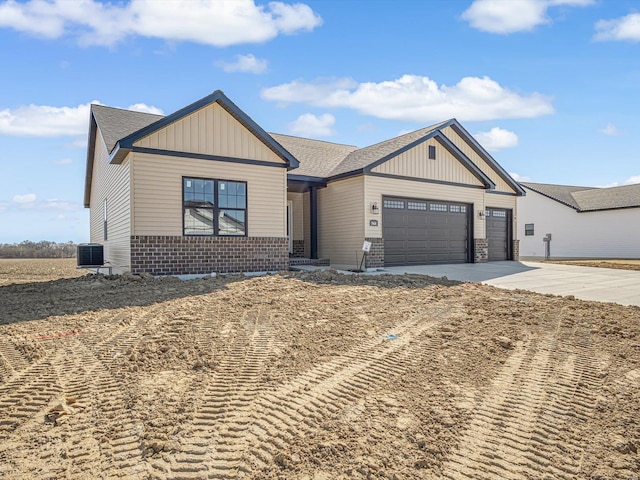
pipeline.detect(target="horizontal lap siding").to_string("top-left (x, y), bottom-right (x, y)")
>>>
top-left (365, 175), bottom-right (485, 239)
top-left (372, 138), bottom-right (482, 186)
top-left (135, 103), bottom-right (284, 164)
top-left (442, 126), bottom-right (516, 194)
top-left (318, 177), bottom-right (364, 268)
top-left (89, 128), bottom-right (131, 272)
top-left (132, 152), bottom-right (286, 237)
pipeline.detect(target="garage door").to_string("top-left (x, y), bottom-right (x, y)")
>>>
top-left (486, 208), bottom-right (510, 261)
top-left (383, 197), bottom-right (470, 266)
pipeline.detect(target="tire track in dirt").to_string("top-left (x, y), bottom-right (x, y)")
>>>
top-left (0, 339), bottom-right (29, 380)
top-left (149, 307), bottom-right (281, 479)
top-left (441, 324), bottom-right (602, 479)
top-left (233, 305), bottom-right (452, 476)
top-left (51, 339), bottom-right (146, 479)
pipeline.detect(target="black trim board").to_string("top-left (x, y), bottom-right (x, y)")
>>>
top-left (83, 114), bottom-right (98, 208)
top-left (110, 90), bottom-right (299, 169)
top-left (486, 190), bottom-right (518, 196)
top-left (449, 122), bottom-right (525, 196)
top-left (433, 133), bottom-right (496, 189)
top-left (133, 147), bottom-right (287, 168)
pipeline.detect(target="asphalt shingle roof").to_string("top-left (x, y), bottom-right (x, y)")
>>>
top-left (521, 181), bottom-right (640, 212)
top-left (270, 133), bottom-right (358, 178)
top-left (91, 104), bottom-right (163, 152)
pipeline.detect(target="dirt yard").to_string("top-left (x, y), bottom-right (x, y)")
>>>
top-left (547, 259), bottom-right (640, 272)
top-left (0, 259), bottom-right (638, 479)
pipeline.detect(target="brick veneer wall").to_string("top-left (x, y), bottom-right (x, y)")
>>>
top-left (130, 236), bottom-right (289, 275)
top-left (364, 237), bottom-right (384, 269)
top-left (291, 240), bottom-right (305, 258)
top-left (474, 238), bottom-right (489, 263)
top-left (512, 239), bottom-right (520, 261)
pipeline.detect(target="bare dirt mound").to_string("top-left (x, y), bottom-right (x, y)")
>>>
top-left (0, 262), bottom-right (638, 479)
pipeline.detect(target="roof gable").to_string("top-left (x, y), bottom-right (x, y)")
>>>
top-left (108, 90), bottom-right (298, 169)
top-left (521, 182), bottom-right (640, 212)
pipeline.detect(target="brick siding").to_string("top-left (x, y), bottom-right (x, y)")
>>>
top-left (130, 236), bottom-right (289, 275)
top-left (291, 240), bottom-right (305, 258)
top-left (474, 238), bottom-right (489, 263)
top-left (512, 239), bottom-right (520, 261)
top-left (364, 237), bottom-right (384, 269)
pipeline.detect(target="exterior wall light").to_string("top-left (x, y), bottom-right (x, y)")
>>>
top-left (478, 210), bottom-right (485, 218)
top-left (371, 202), bottom-right (379, 214)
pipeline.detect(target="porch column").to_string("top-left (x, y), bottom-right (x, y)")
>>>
top-left (310, 186), bottom-right (318, 259)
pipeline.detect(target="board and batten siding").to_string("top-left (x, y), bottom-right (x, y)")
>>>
top-left (364, 175), bottom-right (487, 239)
top-left (442, 126), bottom-right (516, 194)
top-left (318, 176), bottom-right (365, 268)
top-left (371, 138), bottom-right (483, 187)
top-left (131, 152), bottom-right (287, 237)
top-left (519, 189), bottom-right (640, 259)
top-left (135, 102), bottom-right (284, 164)
top-left (89, 127), bottom-right (131, 272)
top-left (287, 192), bottom-right (304, 241)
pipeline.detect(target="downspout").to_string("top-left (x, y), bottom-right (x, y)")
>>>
top-left (310, 186), bottom-right (318, 259)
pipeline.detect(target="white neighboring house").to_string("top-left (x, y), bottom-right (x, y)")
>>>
top-left (518, 182), bottom-right (640, 260)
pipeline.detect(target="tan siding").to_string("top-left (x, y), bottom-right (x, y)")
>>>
top-left (131, 152), bottom-right (286, 237)
top-left (89, 127), bottom-right (131, 272)
top-left (486, 193), bottom-right (518, 238)
top-left (135, 103), bottom-right (284, 164)
top-left (442, 126), bottom-right (516, 194)
top-left (287, 192), bottom-right (304, 241)
top-left (318, 177), bottom-right (365, 268)
top-left (364, 175), bottom-right (487, 239)
top-left (372, 138), bottom-right (482, 186)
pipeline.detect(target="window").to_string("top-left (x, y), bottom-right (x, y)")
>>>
top-left (449, 205), bottom-right (467, 213)
top-left (408, 201), bottom-right (427, 210)
top-left (429, 203), bottom-right (448, 212)
top-left (492, 210), bottom-right (507, 217)
top-left (525, 223), bottom-right (534, 236)
top-left (183, 177), bottom-right (246, 236)
top-left (428, 145), bottom-right (436, 160)
top-left (383, 200), bottom-right (405, 209)
top-left (103, 199), bottom-right (108, 241)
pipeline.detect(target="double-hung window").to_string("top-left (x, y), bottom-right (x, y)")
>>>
top-left (183, 177), bottom-right (246, 236)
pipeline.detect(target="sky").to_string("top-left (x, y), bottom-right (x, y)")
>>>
top-left (1, 0), bottom-right (639, 243)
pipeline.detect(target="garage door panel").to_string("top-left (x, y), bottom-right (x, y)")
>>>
top-left (486, 208), bottom-right (509, 261)
top-left (383, 196), bottom-right (469, 266)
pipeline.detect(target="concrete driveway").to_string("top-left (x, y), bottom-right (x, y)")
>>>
top-left (381, 261), bottom-right (640, 306)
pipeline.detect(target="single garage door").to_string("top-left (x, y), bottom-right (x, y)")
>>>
top-left (383, 197), bottom-right (470, 266)
top-left (486, 208), bottom-right (510, 261)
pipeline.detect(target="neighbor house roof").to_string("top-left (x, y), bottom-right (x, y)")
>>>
top-left (521, 181), bottom-right (640, 212)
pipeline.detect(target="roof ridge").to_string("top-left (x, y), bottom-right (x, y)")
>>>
top-left (92, 103), bottom-right (165, 117)
top-left (269, 132), bottom-right (358, 149)
top-left (354, 119), bottom-right (453, 152)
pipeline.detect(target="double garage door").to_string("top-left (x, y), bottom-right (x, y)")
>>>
top-left (382, 196), bottom-right (511, 266)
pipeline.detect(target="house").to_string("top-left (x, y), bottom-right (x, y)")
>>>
top-left (84, 90), bottom-right (524, 275)
top-left (518, 182), bottom-right (640, 260)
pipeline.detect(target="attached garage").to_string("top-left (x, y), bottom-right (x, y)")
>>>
top-left (486, 208), bottom-right (512, 261)
top-left (382, 196), bottom-right (472, 266)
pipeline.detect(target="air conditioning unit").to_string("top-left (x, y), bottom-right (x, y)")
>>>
top-left (77, 243), bottom-right (104, 267)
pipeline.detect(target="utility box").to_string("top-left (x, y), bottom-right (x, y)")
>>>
top-left (77, 243), bottom-right (104, 267)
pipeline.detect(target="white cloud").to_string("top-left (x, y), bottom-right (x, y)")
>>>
top-left (0, 0), bottom-right (322, 47)
top-left (474, 127), bottom-right (519, 151)
top-left (600, 123), bottom-right (620, 136)
top-left (262, 75), bottom-right (554, 122)
top-left (288, 113), bottom-right (335, 137)
top-left (127, 103), bottom-right (164, 115)
top-left (0, 101), bottom-right (97, 136)
top-left (595, 175), bottom-right (640, 188)
top-left (0, 101), bottom-right (161, 137)
top-left (12, 193), bottom-right (37, 204)
top-left (52, 158), bottom-right (73, 165)
top-left (216, 54), bottom-right (268, 74)
top-left (595, 13), bottom-right (640, 42)
top-left (462, 0), bottom-right (593, 34)
top-left (508, 172), bottom-right (532, 182)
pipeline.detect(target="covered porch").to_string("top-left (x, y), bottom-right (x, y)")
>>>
top-left (287, 176), bottom-right (326, 264)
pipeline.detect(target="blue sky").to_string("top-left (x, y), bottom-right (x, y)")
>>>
top-left (1, 0), bottom-right (639, 243)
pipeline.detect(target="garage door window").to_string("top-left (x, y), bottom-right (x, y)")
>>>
top-left (383, 200), bottom-right (405, 209)
top-left (408, 201), bottom-right (427, 210)
top-left (492, 210), bottom-right (506, 217)
top-left (449, 205), bottom-right (467, 213)
top-left (430, 203), bottom-right (448, 212)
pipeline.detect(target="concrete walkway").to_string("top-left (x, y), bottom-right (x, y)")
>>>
top-left (380, 261), bottom-right (640, 306)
